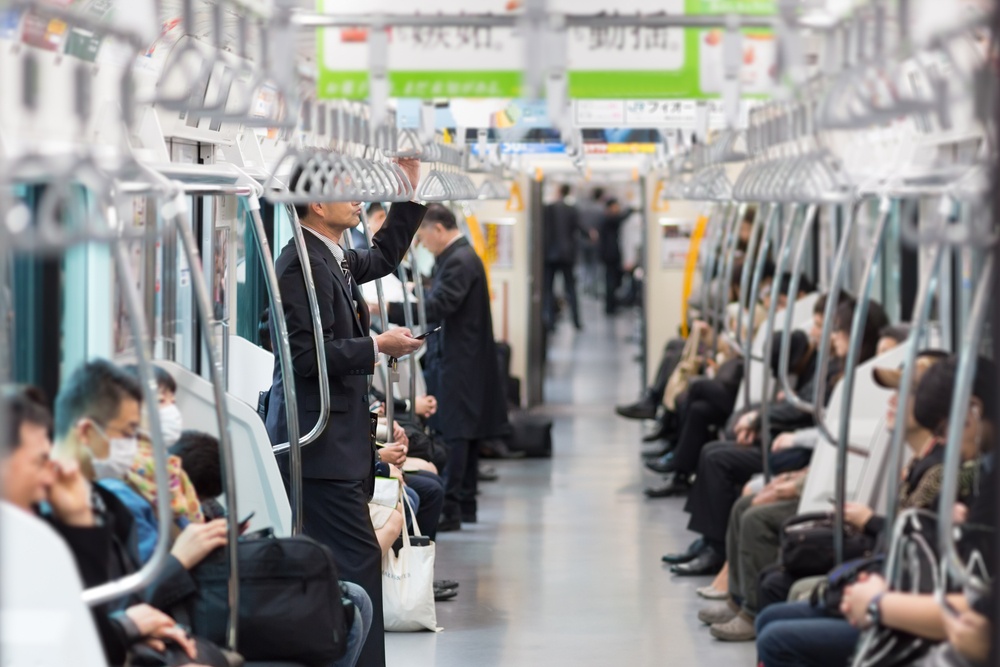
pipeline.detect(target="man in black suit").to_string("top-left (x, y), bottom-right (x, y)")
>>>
top-left (598, 198), bottom-right (634, 315)
top-left (388, 204), bottom-right (509, 531)
top-left (542, 184), bottom-right (592, 331)
top-left (265, 159), bottom-right (425, 667)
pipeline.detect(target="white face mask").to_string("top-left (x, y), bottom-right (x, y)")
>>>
top-left (159, 404), bottom-right (184, 447)
top-left (89, 424), bottom-right (138, 480)
top-left (412, 244), bottom-right (436, 277)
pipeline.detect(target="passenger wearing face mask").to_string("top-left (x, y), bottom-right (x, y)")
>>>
top-left (47, 360), bottom-right (229, 634)
top-left (111, 365), bottom-right (205, 563)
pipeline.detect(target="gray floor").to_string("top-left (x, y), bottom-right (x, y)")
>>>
top-left (385, 299), bottom-right (757, 666)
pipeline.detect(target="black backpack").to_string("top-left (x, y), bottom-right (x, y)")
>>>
top-left (189, 533), bottom-right (349, 667)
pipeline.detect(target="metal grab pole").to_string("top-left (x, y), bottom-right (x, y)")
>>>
top-left (169, 194), bottom-right (240, 649)
top-left (811, 203), bottom-right (858, 445)
top-left (247, 202), bottom-right (303, 534)
top-left (712, 204), bottom-right (741, 358)
top-left (227, 164), bottom-right (330, 454)
top-left (353, 209), bottom-right (396, 441)
top-left (714, 204), bottom-right (747, 340)
top-left (832, 197), bottom-right (891, 565)
top-left (696, 204), bottom-right (726, 325)
top-left (732, 203), bottom-right (767, 357)
top-left (882, 243), bottom-right (946, 534)
top-left (742, 202), bottom-right (778, 411)
top-left (412, 244), bottom-right (430, 332)
top-left (397, 256), bottom-right (418, 421)
top-left (778, 203), bottom-right (821, 412)
top-left (936, 255), bottom-right (993, 597)
top-left (285, 207), bottom-right (332, 446)
top-left (758, 203), bottom-right (802, 483)
top-left (82, 231), bottom-right (172, 606)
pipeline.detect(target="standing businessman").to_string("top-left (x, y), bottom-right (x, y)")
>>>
top-left (598, 198), bottom-right (634, 315)
top-left (265, 159), bottom-right (425, 667)
top-left (388, 204), bottom-right (509, 531)
top-left (542, 184), bottom-right (591, 331)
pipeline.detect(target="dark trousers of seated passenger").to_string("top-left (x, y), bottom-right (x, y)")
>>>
top-left (443, 436), bottom-right (479, 519)
top-left (649, 339), bottom-right (687, 404)
top-left (671, 380), bottom-right (738, 475)
top-left (726, 494), bottom-right (799, 616)
top-left (296, 478), bottom-right (385, 667)
top-left (684, 441), bottom-right (762, 544)
top-left (755, 602), bottom-right (859, 667)
top-left (757, 564), bottom-right (799, 613)
top-left (405, 471), bottom-right (445, 540)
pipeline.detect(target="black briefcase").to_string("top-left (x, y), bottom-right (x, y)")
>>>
top-left (190, 533), bottom-right (349, 667)
top-left (507, 411), bottom-right (553, 458)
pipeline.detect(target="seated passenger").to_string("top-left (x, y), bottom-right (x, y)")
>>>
top-left (664, 297), bottom-right (887, 576)
top-left (615, 262), bottom-right (774, 422)
top-left (755, 354), bottom-right (995, 667)
top-left (701, 350), bottom-right (948, 642)
top-left (1, 385), bottom-right (202, 666)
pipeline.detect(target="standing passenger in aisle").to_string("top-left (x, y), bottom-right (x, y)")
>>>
top-left (598, 198), bottom-right (634, 315)
top-left (388, 204), bottom-right (510, 532)
top-left (542, 184), bottom-right (591, 331)
top-left (265, 159), bottom-right (426, 667)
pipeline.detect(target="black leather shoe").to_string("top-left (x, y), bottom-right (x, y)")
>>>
top-left (644, 472), bottom-right (690, 498)
top-left (615, 398), bottom-right (657, 420)
top-left (661, 537), bottom-right (705, 564)
top-left (642, 422), bottom-right (675, 442)
top-left (435, 579), bottom-right (459, 591)
top-left (644, 473), bottom-right (691, 498)
top-left (438, 515), bottom-right (461, 532)
top-left (434, 585), bottom-right (458, 601)
top-left (641, 439), bottom-right (675, 458)
top-left (671, 547), bottom-right (725, 576)
top-left (478, 464), bottom-right (499, 482)
top-left (644, 452), bottom-right (677, 474)
top-left (479, 439), bottom-right (527, 459)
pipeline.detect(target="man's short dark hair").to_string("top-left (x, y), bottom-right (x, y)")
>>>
top-left (814, 291), bottom-right (855, 317)
top-left (368, 202), bottom-right (385, 216)
top-left (558, 184), bottom-right (571, 199)
top-left (122, 364), bottom-right (176, 395)
top-left (592, 187), bottom-right (605, 201)
top-left (3, 386), bottom-right (52, 450)
top-left (914, 355), bottom-right (998, 437)
top-left (170, 430), bottom-right (223, 499)
top-left (422, 204), bottom-right (458, 231)
top-left (605, 198), bottom-right (619, 209)
top-left (54, 360), bottom-right (142, 439)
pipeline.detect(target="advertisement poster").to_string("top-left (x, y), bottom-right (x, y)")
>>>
top-left (660, 218), bottom-right (695, 268)
top-left (316, 0), bottom-right (776, 100)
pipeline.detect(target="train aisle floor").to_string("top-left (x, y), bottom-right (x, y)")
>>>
top-left (385, 298), bottom-right (756, 667)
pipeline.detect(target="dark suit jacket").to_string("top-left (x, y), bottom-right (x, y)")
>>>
top-left (45, 484), bottom-right (197, 665)
top-left (389, 237), bottom-right (508, 441)
top-left (598, 208), bottom-right (634, 264)
top-left (265, 201), bottom-right (426, 481)
top-left (542, 200), bottom-right (584, 265)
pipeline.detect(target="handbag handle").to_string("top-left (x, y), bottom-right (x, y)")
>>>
top-left (400, 489), bottom-right (427, 541)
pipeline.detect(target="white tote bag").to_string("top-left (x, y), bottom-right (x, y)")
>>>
top-left (382, 493), bottom-right (440, 632)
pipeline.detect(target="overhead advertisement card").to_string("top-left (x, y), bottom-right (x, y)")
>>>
top-left (316, 0), bottom-right (776, 100)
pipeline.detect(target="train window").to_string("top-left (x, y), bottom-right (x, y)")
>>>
top-left (274, 202), bottom-right (294, 253)
top-left (235, 198), bottom-right (271, 347)
top-left (8, 186), bottom-right (61, 397)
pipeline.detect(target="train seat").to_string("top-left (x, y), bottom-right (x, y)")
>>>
top-left (159, 361), bottom-right (291, 537)
top-left (0, 502), bottom-right (106, 667)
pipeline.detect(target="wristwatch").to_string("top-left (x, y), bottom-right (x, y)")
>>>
top-left (865, 592), bottom-right (885, 628)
